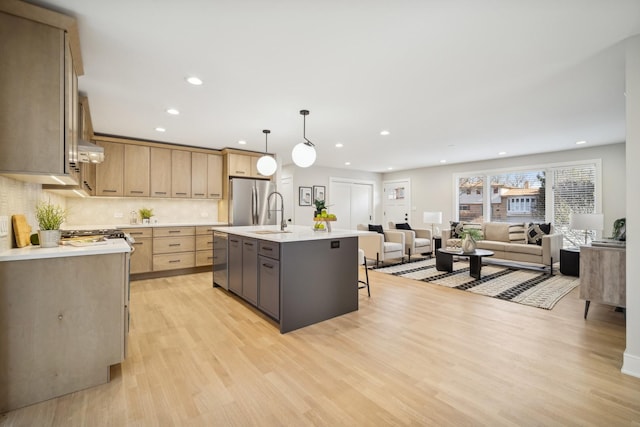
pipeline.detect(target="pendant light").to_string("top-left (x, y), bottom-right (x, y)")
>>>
top-left (292, 109), bottom-right (316, 168)
top-left (256, 129), bottom-right (277, 176)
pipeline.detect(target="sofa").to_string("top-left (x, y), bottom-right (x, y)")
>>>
top-left (442, 221), bottom-right (562, 267)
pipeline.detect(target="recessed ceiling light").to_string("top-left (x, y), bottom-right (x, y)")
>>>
top-left (155, 127), bottom-right (166, 132)
top-left (440, 160), bottom-right (447, 163)
top-left (345, 161), bottom-right (351, 166)
top-left (186, 76), bottom-right (203, 85)
top-left (380, 130), bottom-right (390, 136)
top-left (238, 140), bottom-right (247, 145)
top-left (166, 108), bottom-right (180, 115)
top-left (387, 167), bottom-right (393, 170)
top-left (335, 143), bottom-right (344, 148)
top-left (576, 140), bottom-right (587, 145)
top-left (498, 151), bottom-right (507, 155)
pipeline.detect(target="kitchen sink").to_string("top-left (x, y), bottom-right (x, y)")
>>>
top-left (250, 230), bottom-right (292, 235)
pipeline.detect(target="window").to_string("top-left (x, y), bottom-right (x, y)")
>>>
top-left (454, 162), bottom-right (599, 248)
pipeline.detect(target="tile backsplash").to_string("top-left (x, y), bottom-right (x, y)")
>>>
top-left (66, 197), bottom-right (219, 226)
top-left (0, 176), bottom-right (67, 252)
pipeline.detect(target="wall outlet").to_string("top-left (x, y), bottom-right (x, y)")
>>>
top-left (0, 216), bottom-right (8, 237)
top-left (114, 212), bottom-right (124, 218)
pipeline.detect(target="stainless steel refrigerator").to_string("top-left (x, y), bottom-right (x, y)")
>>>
top-left (228, 177), bottom-right (277, 226)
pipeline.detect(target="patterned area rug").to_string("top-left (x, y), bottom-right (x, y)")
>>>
top-left (374, 257), bottom-right (580, 310)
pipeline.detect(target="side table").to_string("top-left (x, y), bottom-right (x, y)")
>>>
top-left (559, 247), bottom-right (580, 277)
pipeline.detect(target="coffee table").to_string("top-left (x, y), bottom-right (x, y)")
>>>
top-left (436, 248), bottom-right (495, 279)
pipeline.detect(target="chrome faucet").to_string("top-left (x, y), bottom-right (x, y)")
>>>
top-left (267, 191), bottom-right (287, 231)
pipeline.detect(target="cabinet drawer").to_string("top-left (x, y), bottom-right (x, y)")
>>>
top-left (153, 226), bottom-right (195, 237)
top-left (153, 236), bottom-right (195, 254)
top-left (259, 240), bottom-right (280, 260)
top-left (196, 250), bottom-right (214, 266)
top-left (196, 234), bottom-right (213, 251)
top-left (126, 227), bottom-right (152, 238)
top-left (196, 226), bottom-right (213, 235)
top-left (153, 253), bottom-right (195, 271)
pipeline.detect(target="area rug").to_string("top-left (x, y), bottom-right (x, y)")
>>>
top-left (374, 257), bottom-right (580, 310)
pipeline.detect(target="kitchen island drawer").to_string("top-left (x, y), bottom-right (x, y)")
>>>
top-left (196, 234), bottom-right (214, 251)
top-left (258, 240), bottom-right (280, 260)
top-left (196, 250), bottom-right (214, 266)
top-left (196, 226), bottom-right (213, 235)
top-left (153, 253), bottom-right (195, 271)
top-left (153, 226), bottom-right (195, 237)
top-left (153, 236), bottom-right (195, 254)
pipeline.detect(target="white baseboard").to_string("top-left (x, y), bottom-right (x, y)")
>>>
top-left (622, 351), bottom-right (640, 378)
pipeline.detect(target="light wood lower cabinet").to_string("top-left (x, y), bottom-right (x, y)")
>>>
top-left (152, 226), bottom-right (195, 271)
top-left (128, 227), bottom-right (152, 274)
top-left (0, 252), bottom-right (129, 412)
top-left (196, 226), bottom-right (214, 266)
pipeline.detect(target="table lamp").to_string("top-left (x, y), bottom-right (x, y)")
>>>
top-left (569, 213), bottom-right (604, 245)
top-left (423, 211), bottom-right (443, 238)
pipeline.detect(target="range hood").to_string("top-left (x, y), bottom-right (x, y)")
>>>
top-left (78, 140), bottom-right (104, 163)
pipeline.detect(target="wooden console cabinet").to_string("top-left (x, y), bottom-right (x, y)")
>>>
top-left (579, 245), bottom-right (626, 319)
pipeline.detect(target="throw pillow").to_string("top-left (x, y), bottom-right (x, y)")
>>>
top-left (527, 223), bottom-right (551, 245)
top-left (508, 223), bottom-right (527, 244)
top-left (395, 223), bottom-right (412, 230)
top-left (368, 224), bottom-right (384, 235)
top-left (450, 221), bottom-right (464, 238)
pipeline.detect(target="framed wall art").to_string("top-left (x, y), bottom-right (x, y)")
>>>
top-left (299, 186), bottom-right (312, 206)
top-left (313, 185), bottom-right (326, 203)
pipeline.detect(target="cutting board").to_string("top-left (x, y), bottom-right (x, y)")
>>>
top-left (12, 214), bottom-right (32, 248)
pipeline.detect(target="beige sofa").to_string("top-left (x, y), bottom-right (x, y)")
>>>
top-left (442, 222), bottom-right (562, 267)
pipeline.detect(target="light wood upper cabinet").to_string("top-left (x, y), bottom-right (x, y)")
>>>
top-left (0, 12), bottom-right (78, 184)
top-left (191, 152), bottom-right (208, 198)
top-left (150, 147), bottom-right (171, 198)
top-left (96, 141), bottom-right (124, 196)
top-left (193, 153), bottom-right (223, 199)
top-left (227, 153), bottom-right (252, 177)
top-left (124, 144), bottom-right (150, 197)
top-left (171, 150), bottom-right (191, 198)
top-left (207, 154), bottom-right (223, 198)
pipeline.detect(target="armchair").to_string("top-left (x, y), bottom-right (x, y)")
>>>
top-left (388, 222), bottom-right (433, 261)
top-left (357, 224), bottom-right (405, 267)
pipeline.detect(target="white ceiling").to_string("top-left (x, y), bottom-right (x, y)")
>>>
top-left (31, 0), bottom-right (640, 172)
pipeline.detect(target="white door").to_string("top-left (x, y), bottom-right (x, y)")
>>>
top-left (329, 178), bottom-right (374, 230)
top-left (383, 179), bottom-right (411, 227)
top-left (280, 176), bottom-right (294, 225)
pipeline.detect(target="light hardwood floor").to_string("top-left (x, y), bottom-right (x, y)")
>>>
top-left (2, 268), bottom-right (639, 426)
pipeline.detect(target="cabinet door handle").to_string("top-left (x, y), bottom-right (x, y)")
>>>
top-left (133, 242), bottom-right (143, 246)
top-left (176, 192), bottom-right (188, 195)
top-left (235, 171), bottom-right (245, 174)
top-left (262, 263), bottom-right (274, 269)
top-left (103, 189), bottom-right (117, 193)
top-left (169, 230), bottom-right (181, 233)
top-left (209, 193), bottom-right (220, 197)
top-left (262, 247), bottom-right (273, 251)
top-left (244, 242), bottom-right (254, 246)
top-left (155, 191), bottom-right (167, 195)
top-left (130, 190), bottom-right (144, 194)
top-left (194, 193), bottom-right (205, 196)
top-left (169, 260), bottom-right (181, 263)
top-left (169, 243), bottom-right (181, 247)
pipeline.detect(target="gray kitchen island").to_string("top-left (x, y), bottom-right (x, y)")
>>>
top-left (212, 225), bottom-right (368, 333)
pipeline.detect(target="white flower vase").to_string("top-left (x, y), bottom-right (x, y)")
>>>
top-left (39, 230), bottom-right (61, 248)
top-left (461, 234), bottom-right (477, 253)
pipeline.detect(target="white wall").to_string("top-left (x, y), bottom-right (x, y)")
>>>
top-left (383, 143), bottom-right (626, 230)
top-left (282, 165), bottom-right (383, 227)
top-left (623, 35), bottom-right (640, 378)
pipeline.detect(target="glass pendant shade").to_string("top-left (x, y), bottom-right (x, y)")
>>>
top-left (256, 155), bottom-right (277, 176)
top-left (292, 142), bottom-right (316, 168)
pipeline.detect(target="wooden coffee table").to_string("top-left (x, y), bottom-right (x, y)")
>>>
top-left (436, 248), bottom-right (495, 279)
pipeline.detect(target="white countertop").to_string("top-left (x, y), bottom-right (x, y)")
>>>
top-left (62, 222), bottom-right (227, 230)
top-left (211, 225), bottom-right (373, 243)
top-left (0, 239), bottom-right (131, 262)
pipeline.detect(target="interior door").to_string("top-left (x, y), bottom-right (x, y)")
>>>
top-left (350, 183), bottom-right (373, 229)
top-left (383, 179), bottom-right (411, 227)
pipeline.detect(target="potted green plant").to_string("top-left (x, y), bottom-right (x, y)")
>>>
top-left (35, 201), bottom-right (67, 248)
top-left (459, 227), bottom-right (483, 253)
top-left (139, 207), bottom-right (153, 224)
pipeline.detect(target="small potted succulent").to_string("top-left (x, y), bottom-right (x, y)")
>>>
top-left (459, 228), bottom-right (483, 253)
top-left (35, 201), bottom-right (67, 248)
